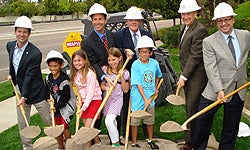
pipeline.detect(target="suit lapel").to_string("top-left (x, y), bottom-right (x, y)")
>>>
top-left (235, 29), bottom-right (246, 67)
top-left (17, 43), bottom-right (29, 72)
top-left (216, 31), bottom-right (236, 64)
top-left (92, 31), bottom-right (107, 54)
top-left (125, 29), bottom-right (135, 49)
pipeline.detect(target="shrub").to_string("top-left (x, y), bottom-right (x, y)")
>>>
top-left (158, 25), bottom-right (181, 47)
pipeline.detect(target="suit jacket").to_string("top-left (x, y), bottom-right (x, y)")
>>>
top-left (115, 27), bottom-right (153, 72)
top-left (179, 19), bottom-right (208, 90)
top-left (7, 41), bottom-right (45, 104)
top-left (81, 30), bottom-right (115, 82)
top-left (202, 29), bottom-right (250, 101)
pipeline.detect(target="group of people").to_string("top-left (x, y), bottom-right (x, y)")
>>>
top-left (6, 0), bottom-right (250, 150)
top-left (177, 0), bottom-right (250, 150)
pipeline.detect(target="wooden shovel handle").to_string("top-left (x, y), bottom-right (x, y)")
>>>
top-left (181, 81), bottom-right (250, 130)
top-left (176, 84), bottom-right (181, 96)
top-left (9, 79), bottom-right (29, 127)
top-left (125, 100), bottom-right (131, 150)
top-left (143, 78), bottom-right (164, 111)
top-left (49, 95), bottom-right (56, 127)
top-left (73, 86), bottom-right (82, 133)
top-left (90, 57), bottom-right (130, 128)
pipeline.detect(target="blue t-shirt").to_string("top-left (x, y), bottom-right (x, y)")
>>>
top-left (130, 58), bottom-right (162, 111)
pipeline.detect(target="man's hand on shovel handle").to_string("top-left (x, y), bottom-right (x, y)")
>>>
top-left (17, 97), bottom-right (26, 107)
top-left (217, 90), bottom-right (227, 103)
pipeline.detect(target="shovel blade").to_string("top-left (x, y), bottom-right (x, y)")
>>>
top-left (160, 121), bottom-right (184, 133)
top-left (20, 126), bottom-right (41, 138)
top-left (33, 136), bottom-right (57, 150)
top-left (130, 110), bottom-right (152, 119)
top-left (73, 127), bottom-right (101, 145)
top-left (44, 124), bottom-right (64, 138)
top-left (166, 95), bottom-right (185, 105)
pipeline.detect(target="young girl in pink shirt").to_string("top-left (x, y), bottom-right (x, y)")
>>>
top-left (70, 50), bottom-right (102, 148)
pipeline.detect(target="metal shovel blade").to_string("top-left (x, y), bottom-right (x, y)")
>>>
top-left (44, 124), bottom-right (64, 138)
top-left (20, 126), bottom-right (41, 138)
top-left (165, 94), bottom-right (185, 105)
top-left (130, 110), bottom-right (152, 119)
top-left (73, 127), bottom-right (101, 145)
top-left (160, 121), bottom-right (184, 133)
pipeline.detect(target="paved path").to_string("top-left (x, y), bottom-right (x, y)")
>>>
top-left (0, 68), bottom-right (50, 133)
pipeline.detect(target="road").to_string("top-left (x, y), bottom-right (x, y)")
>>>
top-left (0, 19), bottom-right (180, 82)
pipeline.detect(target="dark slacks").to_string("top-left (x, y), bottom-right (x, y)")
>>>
top-left (194, 93), bottom-right (244, 150)
top-left (183, 72), bottom-right (207, 144)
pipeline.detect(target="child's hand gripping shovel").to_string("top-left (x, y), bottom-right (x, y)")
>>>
top-left (44, 95), bottom-right (64, 138)
top-left (73, 57), bottom-right (130, 145)
top-left (130, 78), bottom-right (164, 119)
top-left (8, 75), bottom-right (41, 138)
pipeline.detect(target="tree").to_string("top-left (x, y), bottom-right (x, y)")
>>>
top-left (58, 0), bottom-right (71, 17)
top-left (44, 0), bottom-right (59, 15)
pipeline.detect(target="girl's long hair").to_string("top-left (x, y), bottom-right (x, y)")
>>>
top-left (70, 50), bottom-right (93, 85)
top-left (106, 47), bottom-right (124, 75)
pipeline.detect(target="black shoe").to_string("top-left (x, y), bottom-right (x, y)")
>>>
top-left (147, 140), bottom-right (159, 149)
top-left (131, 143), bottom-right (141, 148)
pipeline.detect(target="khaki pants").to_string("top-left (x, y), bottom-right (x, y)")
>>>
top-left (16, 87), bottom-right (51, 150)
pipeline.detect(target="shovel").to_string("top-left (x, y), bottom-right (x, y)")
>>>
top-left (44, 95), bottom-right (64, 138)
top-left (160, 81), bottom-right (250, 133)
top-left (73, 87), bottom-right (82, 133)
top-left (165, 84), bottom-right (185, 105)
top-left (130, 78), bottom-right (164, 119)
top-left (124, 100), bottom-right (131, 150)
top-left (8, 77), bottom-right (41, 139)
top-left (73, 57), bottom-right (130, 145)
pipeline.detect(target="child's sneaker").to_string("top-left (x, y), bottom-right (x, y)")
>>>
top-left (147, 140), bottom-right (159, 149)
top-left (111, 143), bottom-right (120, 147)
top-left (131, 143), bottom-right (141, 148)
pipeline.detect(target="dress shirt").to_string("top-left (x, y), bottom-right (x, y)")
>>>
top-left (13, 42), bottom-right (28, 75)
top-left (221, 29), bottom-right (241, 66)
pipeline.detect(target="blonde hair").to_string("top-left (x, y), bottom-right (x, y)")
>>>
top-left (70, 50), bottom-right (94, 85)
top-left (106, 47), bottom-right (124, 75)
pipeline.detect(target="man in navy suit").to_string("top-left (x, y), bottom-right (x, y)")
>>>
top-left (115, 6), bottom-right (153, 139)
top-left (7, 16), bottom-right (51, 150)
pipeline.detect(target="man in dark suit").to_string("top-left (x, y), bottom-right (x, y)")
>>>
top-left (115, 6), bottom-right (153, 139)
top-left (81, 3), bottom-right (116, 145)
top-left (81, 3), bottom-right (115, 84)
top-left (7, 16), bottom-right (51, 150)
top-left (177, 0), bottom-right (208, 149)
top-left (194, 2), bottom-right (250, 150)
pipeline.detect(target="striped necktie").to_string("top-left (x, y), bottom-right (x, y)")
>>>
top-left (102, 35), bottom-right (108, 51)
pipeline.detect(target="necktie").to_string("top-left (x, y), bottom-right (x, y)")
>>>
top-left (102, 35), bottom-right (108, 51)
top-left (133, 33), bottom-right (137, 48)
top-left (133, 33), bottom-right (139, 58)
top-left (228, 35), bottom-right (236, 62)
top-left (181, 26), bottom-right (188, 42)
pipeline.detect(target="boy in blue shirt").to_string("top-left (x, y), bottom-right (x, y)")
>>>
top-left (130, 35), bottom-right (162, 149)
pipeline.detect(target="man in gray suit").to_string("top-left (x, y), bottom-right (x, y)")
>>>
top-left (177, 0), bottom-right (208, 149)
top-left (194, 2), bottom-right (250, 150)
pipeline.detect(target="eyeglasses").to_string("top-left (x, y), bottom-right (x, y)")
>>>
top-left (216, 17), bottom-right (233, 24)
top-left (138, 50), bottom-right (151, 54)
